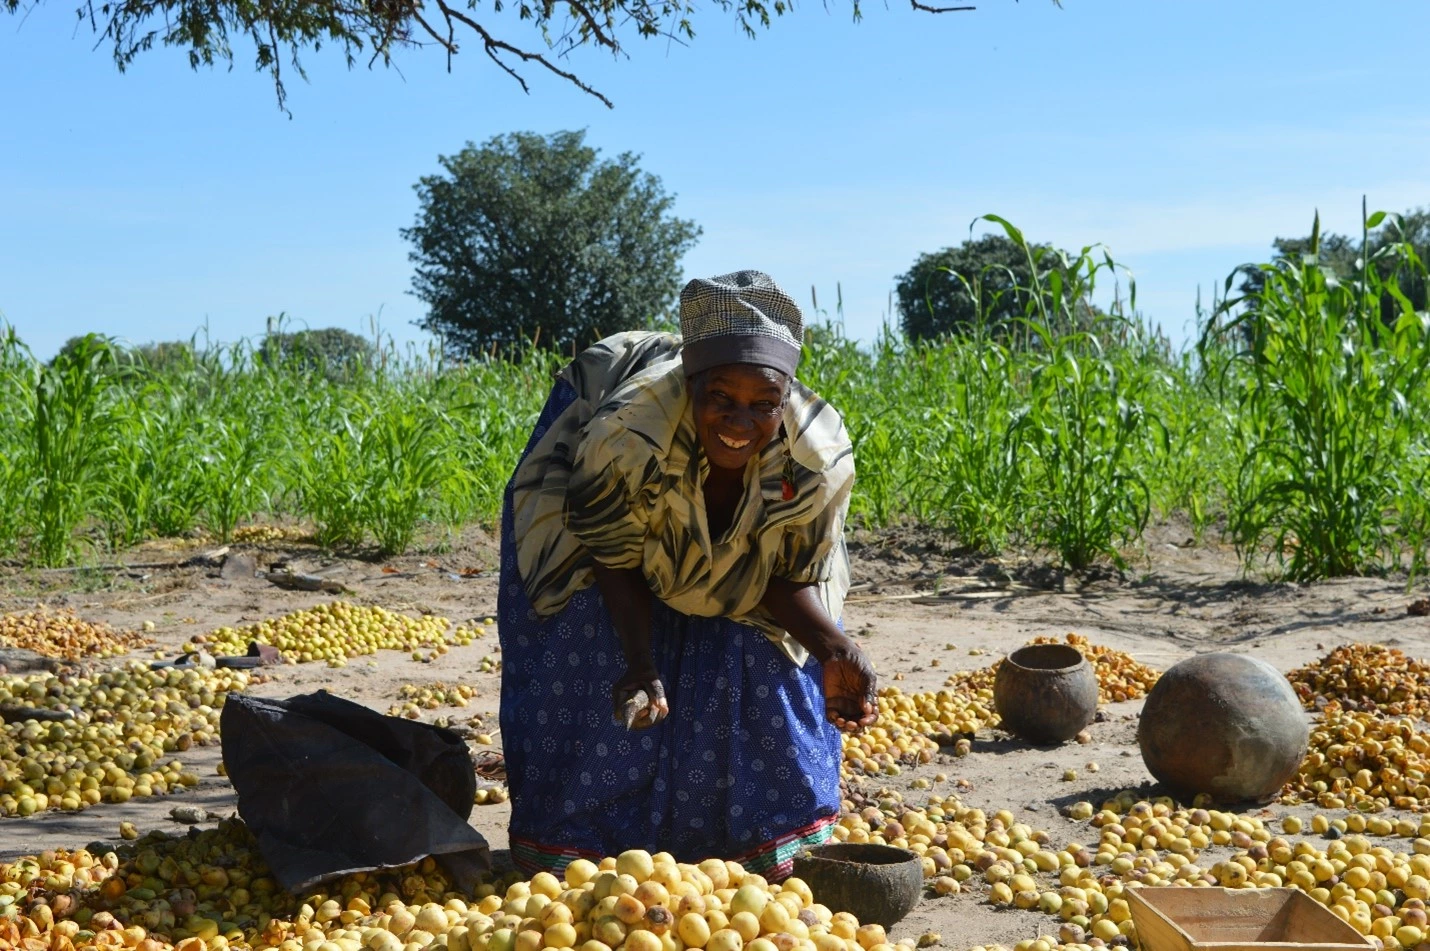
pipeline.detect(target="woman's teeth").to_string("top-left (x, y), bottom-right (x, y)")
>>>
top-left (718, 433), bottom-right (751, 450)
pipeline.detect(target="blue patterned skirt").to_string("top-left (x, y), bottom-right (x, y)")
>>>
top-left (498, 380), bottom-right (842, 879)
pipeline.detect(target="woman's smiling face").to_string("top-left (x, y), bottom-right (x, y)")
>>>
top-left (690, 364), bottom-right (789, 472)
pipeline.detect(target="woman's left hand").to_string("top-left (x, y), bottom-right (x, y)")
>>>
top-left (821, 639), bottom-right (877, 732)
top-left (758, 577), bottom-right (878, 733)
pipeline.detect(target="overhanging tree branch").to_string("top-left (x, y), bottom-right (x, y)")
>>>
top-left (908, 1), bottom-right (974, 11)
top-left (432, 0), bottom-right (615, 105)
top-left (2, 0), bottom-right (1042, 110)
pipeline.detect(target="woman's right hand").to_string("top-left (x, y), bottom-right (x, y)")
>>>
top-left (612, 665), bottom-right (669, 730)
top-left (822, 639), bottom-right (878, 732)
top-left (591, 563), bottom-right (666, 729)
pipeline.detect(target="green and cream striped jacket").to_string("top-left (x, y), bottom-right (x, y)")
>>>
top-left (510, 331), bottom-right (854, 666)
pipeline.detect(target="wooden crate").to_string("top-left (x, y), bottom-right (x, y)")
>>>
top-left (1126, 887), bottom-right (1375, 951)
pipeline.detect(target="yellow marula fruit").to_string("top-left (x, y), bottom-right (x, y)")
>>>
top-left (565, 861), bottom-right (598, 889)
top-left (729, 911), bottom-right (761, 943)
top-left (613, 895), bottom-right (646, 926)
top-left (708, 930), bottom-right (745, 951)
top-left (679, 913), bottom-right (712, 948)
top-left (854, 925), bottom-right (886, 951)
top-left (675, 895), bottom-right (706, 918)
top-left (634, 882), bottom-right (670, 909)
top-left (592, 917), bottom-right (626, 947)
top-left (616, 851), bottom-right (656, 883)
top-left (625, 931), bottom-right (663, 951)
top-left (729, 886), bottom-right (768, 919)
top-left (544, 923), bottom-right (578, 948)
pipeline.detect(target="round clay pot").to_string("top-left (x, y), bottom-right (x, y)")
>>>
top-left (1138, 652), bottom-right (1309, 804)
top-left (993, 644), bottom-right (1099, 744)
top-left (790, 843), bottom-right (923, 928)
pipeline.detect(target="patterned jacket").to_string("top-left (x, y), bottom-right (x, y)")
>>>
top-left (510, 331), bottom-right (854, 666)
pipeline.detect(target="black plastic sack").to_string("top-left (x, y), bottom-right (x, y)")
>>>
top-left (220, 691), bottom-right (491, 894)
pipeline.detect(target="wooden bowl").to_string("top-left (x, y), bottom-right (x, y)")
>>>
top-left (791, 843), bottom-right (924, 928)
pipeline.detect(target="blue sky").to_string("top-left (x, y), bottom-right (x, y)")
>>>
top-left (3, 0), bottom-right (1428, 361)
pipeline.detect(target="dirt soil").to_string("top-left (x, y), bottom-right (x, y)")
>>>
top-left (2, 518), bottom-right (1429, 950)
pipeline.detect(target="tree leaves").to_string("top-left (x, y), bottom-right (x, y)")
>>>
top-left (3, 0), bottom-right (1014, 110)
top-left (402, 130), bottom-right (700, 360)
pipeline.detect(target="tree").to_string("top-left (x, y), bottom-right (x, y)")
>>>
top-left (1237, 233), bottom-right (1360, 299)
top-left (2, 0), bottom-right (1034, 112)
top-left (896, 234), bottom-right (1077, 341)
top-left (128, 340), bottom-right (199, 375)
top-left (258, 325), bottom-right (377, 379)
top-left (403, 130), bottom-right (700, 359)
top-left (1237, 207), bottom-right (1430, 328)
top-left (52, 335), bottom-right (109, 365)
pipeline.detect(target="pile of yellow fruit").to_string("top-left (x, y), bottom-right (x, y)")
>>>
top-left (1024, 635), bottom-right (1159, 704)
top-left (187, 603), bottom-right (475, 665)
top-left (1288, 644), bottom-right (1430, 718)
top-left (831, 784), bottom-right (1430, 951)
top-left (0, 823), bottom-right (894, 951)
top-left (829, 789), bottom-right (1143, 950)
top-left (1, 608), bottom-right (150, 661)
top-left (389, 682), bottom-right (481, 718)
top-left (16, 789), bottom-right (1428, 951)
top-left (1283, 709), bottom-right (1430, 811)
top-left (987, 795), bottom-right (1430, 951)
top-left (939, 635), bottom-right (1159, 710)
top-left (846, 633), bottom-right (1155, 780)
top-left (840, 686), bottom-right (992, 779)
top-left (842, 634), bottom-right (1156, 780)
top-left (17, 631), bottom-right (1430, 951)
top-left (1210, 819), bottom-right (1430, 944)
top-left (455, 623), bottom-right (492, 642)
top-left (12, 784), bottom-right (1430, 951)
top-left (0, 663), bottom-right (248, 817)
top-left (0, 819), bottom-right (468, 949)
top-left (473, 785), bottom-right (509, 806)
top-left (231, 526), bottom-right (311, 545)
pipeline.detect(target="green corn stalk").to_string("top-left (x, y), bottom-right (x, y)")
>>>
top-left (1208, 205), bottom-right (1430, 580)
top-left (29, 335), bottom-right (117, 566)
top-left (360, 400), bottom-right (472, 556)
top-left (972, 215), bottom-right (1154, 570)
top-left (0, 324), bottom-right (32, 557)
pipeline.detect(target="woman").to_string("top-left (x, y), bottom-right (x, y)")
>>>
top-left (498, 270), bottom-right (876, 881)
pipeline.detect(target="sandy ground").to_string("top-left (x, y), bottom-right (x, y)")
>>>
top-left (2, 519), bottom-right (1429, 949)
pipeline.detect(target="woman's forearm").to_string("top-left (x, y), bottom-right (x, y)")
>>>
top-left (591, 563), bottom-right (656, 673)
top-left (759, 576), bottom-right (854, 662)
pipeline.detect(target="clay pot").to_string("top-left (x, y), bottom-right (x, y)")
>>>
top-left (993, 644), bottom-right (1099, 744)
top-left (791, 843), bottom-right (924, 928)
top-left (1138, 653), bottom-right (1309, 804)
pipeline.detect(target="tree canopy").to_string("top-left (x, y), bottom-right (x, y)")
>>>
top-left (3, 0), bottom-right (1019, 111)
top-left (258, 326), bottom-right (377, 379)
top-left (129, 340), bottom-right (200, 375)
top-left (896, 233), bottom-right (1074, 341)
top-left (1237, 207), bottom-right (1430, 327)
top-left (403, 130), bottom-right (699, 360)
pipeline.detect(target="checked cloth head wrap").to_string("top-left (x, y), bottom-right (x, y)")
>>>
top-left (678, 270), bottom-right (803, 378)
